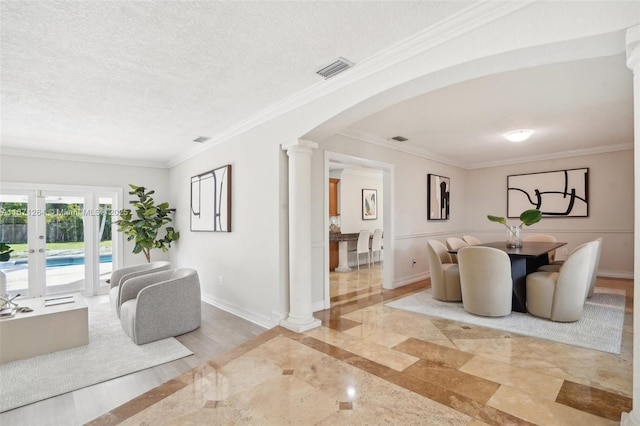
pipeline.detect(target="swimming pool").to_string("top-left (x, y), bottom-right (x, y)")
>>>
top-left (8, 254), bottom-right (113, 268)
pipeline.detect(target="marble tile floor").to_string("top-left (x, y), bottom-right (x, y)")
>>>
top-left (89, 273), bottom-right (633, 425)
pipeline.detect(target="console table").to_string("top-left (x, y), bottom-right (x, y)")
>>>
top-left (0, 293), bottom-right (89, 364)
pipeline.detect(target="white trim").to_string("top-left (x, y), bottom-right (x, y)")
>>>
top-left (339, 129), bottom-right (467, 168)
top-left (168, 1), bottom-right (535, 168)
top-left (0, 148), bottom-right (169, 169)
top-left (201, 294), bottom-right (275, 330)
top-left (598, 270), bottom-right (634, 280)
top-left (469, 143), bottom-right (634, 170)
top-left (340, 129), bottom-right (634, 170)
top-left (312, 299), bottom-right (326, 313)
top-left (394, 272), bottom-right (430, 288)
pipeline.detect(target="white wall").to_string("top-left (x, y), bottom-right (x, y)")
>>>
top-left (337, 168), bottom-right (383, 234)
top-left (0, 154), bottom-right (171, 268)
top-left (465, 150), bottom-right (634, 278)
top-left (315, 133), bottom-right (467, 290)
top-left (167, 131), bottom-right (285, 329)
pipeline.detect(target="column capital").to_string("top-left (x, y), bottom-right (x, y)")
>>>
top-left (281, 138), bottom-right (318, 152)
top-left (627, 24), bottom-right (640, 71)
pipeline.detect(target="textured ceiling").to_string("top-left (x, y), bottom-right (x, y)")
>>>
top-left (0, 1), bottom-right (472, 165)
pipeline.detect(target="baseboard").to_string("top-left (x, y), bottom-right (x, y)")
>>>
top-left (393, 272), bottom-right (429, 288)
top-left (201, 294), bottom-right (276, 329)
top-left (598, 270), bottom-right (634, 280)
top-left (312, 300), bottom-right (326, 313)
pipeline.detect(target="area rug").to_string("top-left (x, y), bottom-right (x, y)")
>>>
top-left (385, 288), bottom-right (626, 354)
top-left (0, 301), bottom-right (193, 412)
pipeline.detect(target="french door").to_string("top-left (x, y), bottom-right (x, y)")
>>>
top-left (0, 184), bottom-right (122, 298)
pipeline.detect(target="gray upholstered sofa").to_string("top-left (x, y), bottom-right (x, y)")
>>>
top-left (119, 268), bottom-right (201, 345)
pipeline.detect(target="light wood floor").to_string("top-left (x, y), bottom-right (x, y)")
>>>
top-left (0, 295), bottom-right (266, 426)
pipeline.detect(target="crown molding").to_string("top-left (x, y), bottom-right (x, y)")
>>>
top-left (340, 129), bottom-right (633, 170)
top-left (468, 143), bottom-right (634, 169)
top-left (0, 147), bottom-right (169, 169)
top-left (338, 128), bottom-right (469, 169)
top-left (168, 0), bottom-right (535, 168)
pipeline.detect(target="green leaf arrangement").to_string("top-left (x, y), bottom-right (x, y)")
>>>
top-left (115, 184), bottom-right (180, 262)
top-left (487, 209), bottom-right (542, 237)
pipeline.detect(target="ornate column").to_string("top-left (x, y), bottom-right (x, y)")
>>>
top-left (280, 139), bottom-right (321, 332)
top-left (623, 24), bottom-right (640, 426)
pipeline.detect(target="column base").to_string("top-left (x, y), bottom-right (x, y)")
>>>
top-left (280, 316), bottom-right (321, 333)
top-left (335, 266), bottom-right (352, 273)
top-left (622, 411), bottom-right (640, 426)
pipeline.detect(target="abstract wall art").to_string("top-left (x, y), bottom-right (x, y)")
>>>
top-left (507, 168), bottom-right (588, 218)
top-left (190, 164), bottom-right (232, 231)
top-left (362, 189), bottom-right (377, 220)
top-left (427, 174), bottom-right (450, 220)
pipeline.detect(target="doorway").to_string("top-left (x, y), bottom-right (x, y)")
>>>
top-left (324, 151), bottom-right (394, 309)
top-left (0, 184), bottom-right (122, 298)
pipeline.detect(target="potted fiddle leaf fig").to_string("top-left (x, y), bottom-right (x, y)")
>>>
top-left (115, 185), bottom-right (180, 263)
top-left (487, 209), bottom-right (542, 248)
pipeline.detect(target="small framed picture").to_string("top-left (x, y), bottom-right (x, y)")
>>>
top-left (427, 174), bottom-right (450, 220)
top-left (362, 189), bottom-right (377, 220)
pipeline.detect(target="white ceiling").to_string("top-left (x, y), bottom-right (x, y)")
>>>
top-left (0, 1), bottom-right (634, 169)
top-left (347, 54), bottom-right (634, 169)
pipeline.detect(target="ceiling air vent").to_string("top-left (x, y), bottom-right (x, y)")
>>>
top-left (316, 57), bottom-right (354, 79)
top-left (391, 136), bottom-right (409, 142)
top-left (193, 136), bottom-right (210, 143)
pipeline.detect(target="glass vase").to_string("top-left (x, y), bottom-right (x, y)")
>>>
top-left (506, 225), bottom-right (522, 248)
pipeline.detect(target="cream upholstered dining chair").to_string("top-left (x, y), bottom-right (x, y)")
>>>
top-left (462, 235), bottom-right (482, 245)
top-left (457, 246), bottom-right (512, 317)
top-left (109, 261), bottom-right (171, 318)
top-left (522, 234), bottom-right (557, 262)
top-left (538, 238), bottom-right (602, 299)
top-left (371, 229), bottom-right (383, 265)
top-left (445, 237), bottom-right (468, 263)
top-left (351, 230), bottom-right (371, 270)
top-left (119, 268), bottom-right (201, 345)
top-left (426, 240), bottom-right (461, 302)
top-left (526, 240), bottom-right (597, 322)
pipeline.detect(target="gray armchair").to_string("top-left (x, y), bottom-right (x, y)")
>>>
top-left (109, 261), bottom-right (171, 318)
top-left (119, 268), bottom-right (201, 345)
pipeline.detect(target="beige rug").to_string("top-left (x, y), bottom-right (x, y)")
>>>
top-left (385, 288), bottom-right (625, 354)
top-left (0, 301), bottom-right (192, 413)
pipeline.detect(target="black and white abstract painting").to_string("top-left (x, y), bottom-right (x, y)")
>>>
top-left (507, 168), bottom-right (588, 218)
top-left (190, 164), bottom-right (232, 231)
top-left (427, 174), bottom-right (450, 220)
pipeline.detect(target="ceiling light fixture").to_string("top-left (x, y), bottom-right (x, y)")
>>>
top-left (193, 136), bottom-right (210, 143)
top-left (316, 57), bottom-right (354, 79)
top-left (503, 129), bottom-right (534, 143)
top-left (390, 136), bottom-right (409, 142)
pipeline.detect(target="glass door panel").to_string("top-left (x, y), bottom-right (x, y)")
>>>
top-left (0, 193), bottom-right (31, 298)
top-left (44, 194), bottom-right (86, 295)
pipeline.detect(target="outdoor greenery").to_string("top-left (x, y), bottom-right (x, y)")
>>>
top-left (0, 242), bottom-right (13, 262)
top-left (115, 184), bottom-right (179, 263)
top-left (0, 202), bottom-right (113, 244)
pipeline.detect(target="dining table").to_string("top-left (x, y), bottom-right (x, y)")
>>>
top-left (450, 241), bottom-right (567, 313)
